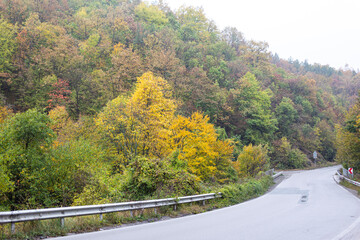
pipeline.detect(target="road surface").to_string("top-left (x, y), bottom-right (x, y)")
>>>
top-left (54, 166), bottom-right (360, 240)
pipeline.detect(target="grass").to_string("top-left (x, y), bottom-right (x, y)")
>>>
top-left (340, 179), bottom-right (360, 196)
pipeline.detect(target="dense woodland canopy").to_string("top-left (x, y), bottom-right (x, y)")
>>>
top-left (0, 0), bottom-right (359, 210)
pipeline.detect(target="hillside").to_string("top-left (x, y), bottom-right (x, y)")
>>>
top-left (0, 0), bottom-right (357, 211)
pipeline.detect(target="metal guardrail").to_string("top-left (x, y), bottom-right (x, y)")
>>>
top-left (336, 170), bottom-right (360, 187)
top-left (0, 193), bottom-right (221, 233)
top-left (272, 172), bottom-right (283, 179)
top-left (266, 168), bottom-right (283, 179)
top-left (1, 171), bottom-right (283, 233)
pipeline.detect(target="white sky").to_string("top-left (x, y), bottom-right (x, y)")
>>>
top-left (164, 0), bottom-right (360, 71)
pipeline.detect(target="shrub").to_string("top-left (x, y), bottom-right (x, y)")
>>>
top-left (121, 157), bottom-right (202, 200)
top-left (233, 144), bottom-right (269, 177)
top-left (273, 137), bottom-right (308, 169)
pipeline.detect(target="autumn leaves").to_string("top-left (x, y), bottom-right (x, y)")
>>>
top-left (96, 72), bottom-right (234, 182)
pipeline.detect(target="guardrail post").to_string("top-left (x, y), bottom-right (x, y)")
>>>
top-left (154, 208), bottom-right (157, 215)
top-left (173, 204), bottom-right (177, 211)
top-left (99, 213), bottom-right (103, 221)
top-left (60, 217), bottom-right (65, 228)
top-left (11, 223), bottom-right (15, 234)
top-left (130, 210), bottom-right (133, 218)
top-left (202, 200), bottom-right (205, 206)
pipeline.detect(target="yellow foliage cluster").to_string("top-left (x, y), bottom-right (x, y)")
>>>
top-left (170, 112), bottom-right (233, 182)
top-left (0, 106), bottom-right (12, 124)
top-left (96, 72), bottom-right (234, 182)
top-left (96, 72), bottom-right (176, 161)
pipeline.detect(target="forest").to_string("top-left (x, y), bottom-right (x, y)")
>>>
top-left (0, 0), bottom-right (359, 211)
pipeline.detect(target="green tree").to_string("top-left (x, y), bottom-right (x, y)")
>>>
top-left (232, 72), bottom-right (278, 144)
top-left (0, 109), bottom-right (55, 209)
top-left (49, 138), bottom-right (107, 207)
top-left (176, 6), bottom-right (213, 43)
top-left (0, 18), bottom-right (17, 73)
top-left (135, 2), bottom-right (169, 28)
top-left (276, 97), bottom-right (298, 136)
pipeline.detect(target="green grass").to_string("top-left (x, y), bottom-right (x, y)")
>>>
top-left (340, 179), bottom-right (360, 196)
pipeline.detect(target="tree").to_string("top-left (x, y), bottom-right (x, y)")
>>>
top-left (48, 138), bottom-right (107, 207)
top-left (109, 43), bottom-right (143, 97)
top-left (141, 33), bottom-right (181, 81)
top-left (275, 97), bottom-right (298, 136)
top-left (0, 106), bottom-right (12, 124)
top-left (336, 98), bottom-right (360, 170)
top-left (134, 2), bottom-right (169, 28)
top-left (176, 6), bottom-right (212, 43)
top-left (96, 72), bottom-right (176, 162)
top-left (0, 109), bottom-right (55, 209)
top-left (170, 112), bottom-right (233, 182)
top-left (232, 72), bottom-right (278, 144)
top-left (0, 18), bottom-right (18, 73)
top-left (46, 78), bottom-right (72, 111)
top-left (128, 71), bottom-right (176, 157)
top-left (221, 27), bottom-right (245, 52)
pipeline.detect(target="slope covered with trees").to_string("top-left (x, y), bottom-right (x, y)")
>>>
top-left (0, 0), bottom-right (356, 210)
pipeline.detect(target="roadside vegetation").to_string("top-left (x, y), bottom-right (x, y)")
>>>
top-left (0, 176), bottom-right (272, 239)
top-left (0, 0), bottom-right (358, 238)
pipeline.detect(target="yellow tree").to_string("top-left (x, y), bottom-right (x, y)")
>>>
top-left (170, 112), bottom-right (233, 182)
top-left (129, 72), bottom-right (176, 157)
top-left (0, 106), bottom-right (12, 124)
top-left (96, 72), bottom-right (176, 163)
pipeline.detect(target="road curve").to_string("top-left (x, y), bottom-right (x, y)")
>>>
top-left (54, 166), bottom-right (360, 240)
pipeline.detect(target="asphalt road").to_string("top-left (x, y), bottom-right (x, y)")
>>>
top-left (54, 166), bottom-right (360, 240)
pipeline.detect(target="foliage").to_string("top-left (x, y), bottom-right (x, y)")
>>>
top-left (135, 2), bottom-right (168, 28)
top-left (0, 109), bottom-right (55, 209)
top-left (0, 105), bottom-right (12, 123)
top-left (50, 139), bottom-right (108, 206)
top-left (0, 0), bottom-right (353, 211)
top-left (46, 78), bottom-right (72, 111)
top-left (232, 72), bottom-right (278, 145)
top-left (121, 157), bottom-right (201, 200)
top-left (220, 176), bottom-right (273, 205)
top-left (96, 72), bottom-right (176, 162)
top-left (272, 137), bottom-right (308, 169)
top-left (336, 98), bottom-right (360, 171)
top-left (0, 18), bottom-right (17, 73)
top-left (276, 97), bottom-right (298, 136)
top-left (170, 112), bottom-right (233, 182)
top-left (233, 144), bottom-right (269, 177)
top-left (2, 108), bottom-right (55, 150)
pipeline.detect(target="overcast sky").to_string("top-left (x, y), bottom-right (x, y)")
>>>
top-left (165, 0), bottom-right (360, 71)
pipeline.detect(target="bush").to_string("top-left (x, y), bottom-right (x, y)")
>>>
top-left (273, 137), bottom-right (308, 169)
top-left (233, 144), bottom-right (269, 177)
top-left (220, 176), bottom-right (273, 205)
top-left (121, 157), bottom-right (202, 200)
